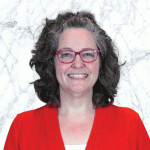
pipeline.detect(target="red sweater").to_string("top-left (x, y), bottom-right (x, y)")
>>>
top-left (4, 104), bottom-right (150, 150)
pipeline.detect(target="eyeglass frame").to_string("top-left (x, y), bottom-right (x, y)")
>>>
top-left (55, 49), bottom-right (100, 64)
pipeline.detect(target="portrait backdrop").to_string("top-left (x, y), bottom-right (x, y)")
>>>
top-left (0, 0), bottom-right (150, 149)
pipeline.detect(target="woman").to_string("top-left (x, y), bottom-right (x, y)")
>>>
top-left (4, 11), bottom-right (150, 150)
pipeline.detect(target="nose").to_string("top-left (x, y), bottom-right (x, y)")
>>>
top-left (71, 54), bottom-right (85, 69)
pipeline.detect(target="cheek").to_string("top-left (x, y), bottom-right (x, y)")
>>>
top-left (55, 65), bottom-right (63, 79)
top-left (55, 66), bottom-right (64, 85)
top-left (93, 59), bottom-right (100, 73)
top-left (90, 60), bottom-right (100, 80)
top-left (55, 57), bottom-right (63, 74)
top-left (55, 62), bottom-right (69, 81)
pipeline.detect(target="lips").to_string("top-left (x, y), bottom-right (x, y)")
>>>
top-left (67, 74), bottom-right (88, 78)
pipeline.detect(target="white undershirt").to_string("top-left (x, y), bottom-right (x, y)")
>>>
top-left (65, 144), bottom-right (87, 150)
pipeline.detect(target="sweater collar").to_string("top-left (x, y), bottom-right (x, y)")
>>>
top-left (44, 104), bottom-right (107, 150)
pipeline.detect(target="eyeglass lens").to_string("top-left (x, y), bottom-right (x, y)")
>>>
top-left (58, 50), bottom-right (98, 63)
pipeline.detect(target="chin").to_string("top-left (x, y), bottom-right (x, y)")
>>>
top-left (69, 86), bottom-right (91, 95)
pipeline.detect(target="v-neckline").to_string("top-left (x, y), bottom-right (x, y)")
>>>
top-left (58, 106), bottom-right (97, 147)
top-left (44, 104), bottom-right (102, 150)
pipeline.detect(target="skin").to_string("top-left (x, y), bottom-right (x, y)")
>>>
top-left (54, 28), bottom-right (100, 119)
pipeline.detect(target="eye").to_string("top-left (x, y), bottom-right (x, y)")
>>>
top-left (62, 53), bottom-right (71, 57)
top-left (59, 51), bottom-right (74, 58)
top-left (84, 53), bottom-right (93, 56)
top-left (82, 51), bottom-right (94, 57)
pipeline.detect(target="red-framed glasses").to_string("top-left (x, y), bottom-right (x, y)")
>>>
top-left (56, 49), bottom-right (100, 64)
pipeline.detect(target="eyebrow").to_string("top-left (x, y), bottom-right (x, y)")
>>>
top-left (60, 47), bottom-right (94, 50)
top-left (61, 47), bottom-right (72, 50)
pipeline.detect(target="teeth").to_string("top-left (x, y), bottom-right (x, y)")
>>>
top-left (68, 74), bottom-right (88, 78)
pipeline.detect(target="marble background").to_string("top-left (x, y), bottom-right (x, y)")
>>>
top-left (0, 0), bottom-right (150, 149)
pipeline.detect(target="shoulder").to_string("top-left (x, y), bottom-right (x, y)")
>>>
top-left (6, 104), bottom-right (51, 138)
top-left (97, 104), bottom-right (138, 114)
top-left (96, 104), bottom-right (140, 122)
top-left (110, 104), bottom-right (139, 116)
top-left (18, 104), bottom-right (47, 116)
top-left (15, 104), bottom-right (51, 123)
top-left (96, 104), bottom-right (144, 136)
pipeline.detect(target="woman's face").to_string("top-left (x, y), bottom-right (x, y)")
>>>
top-left (54, 28), bottom-right (100, 95)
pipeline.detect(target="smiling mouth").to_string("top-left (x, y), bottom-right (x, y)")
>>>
top-left (68, 74), bottom-right (88, 78)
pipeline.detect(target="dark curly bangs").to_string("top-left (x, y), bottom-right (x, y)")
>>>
top-left (29, 11), bottom-right (122, 108)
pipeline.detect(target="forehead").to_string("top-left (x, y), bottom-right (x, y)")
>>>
top-left (57, 28), bottom-right (97, 50)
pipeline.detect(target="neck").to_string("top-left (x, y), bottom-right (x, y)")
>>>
top-left (58, 87), bottom-right (95, 117)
